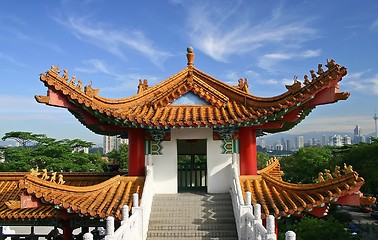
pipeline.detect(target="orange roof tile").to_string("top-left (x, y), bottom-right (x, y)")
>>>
top-left (18, 174), bottom-right (144, 220)
top-left (0, 172), bottom-right (122, 220)
top-left (240, 163), bottom-right (365, 219)
top-left (35, 51), bottom-right (349, 135)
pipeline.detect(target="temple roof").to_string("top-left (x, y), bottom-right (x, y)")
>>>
top-left (0, 172), bottom-right (142, 221)
top-left (35, 49), bottom-right (349, 135)
top-left (19, 174), bottom-right (144, 220)
top-left (240, 160), bottom-right (371, 218)
top-left (0, 164), bottom-right (374, 221)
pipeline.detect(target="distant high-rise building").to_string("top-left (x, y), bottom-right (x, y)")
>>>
top-left (103, 135), bottom-right (128, 154)
top-left (353, 125), bottom-right (365, 144)
top-left (342, 135), bottom-right (352, 145)
top-left (281, 137), bottom-right (287, 150)
top-left (73, 146), bottom-right (89, 154)
top-left (321, 135), bottom-right (327, 146)
top-left (295, 136), bottom-right (304, 149)
top-left (259, 138), bottom-right (266, 148)
top-left (286, 140), bottom-right (291, 151)
top-left (374, 113), bottom-right (378, 138)
top-left (275, 143), bottom-right (283, 151)
top-left (330, 135), bottom-right (342, 146)
top-left (354, 125), bottom-right (361, 137)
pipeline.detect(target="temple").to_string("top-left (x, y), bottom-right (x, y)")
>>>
top-left (0, 47), bottom-right (374, 239)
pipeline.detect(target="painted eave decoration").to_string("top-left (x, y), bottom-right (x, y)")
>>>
top-left (35, 48), bottom-right (349, 135)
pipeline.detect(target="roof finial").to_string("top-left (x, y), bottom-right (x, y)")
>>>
top-left (186, 46), bottom-right (194, 67)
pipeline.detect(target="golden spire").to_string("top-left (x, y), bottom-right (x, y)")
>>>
top-left (186, 46), bottom-right (194, 67)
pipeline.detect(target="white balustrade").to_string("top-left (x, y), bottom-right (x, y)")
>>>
top-left (104, 154), bottom-right (155, 240)
top-left (230, 154), bottom-right (295, 240)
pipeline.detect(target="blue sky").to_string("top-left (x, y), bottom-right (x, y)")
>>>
top-left (1, 0), bottom-right (378, 146)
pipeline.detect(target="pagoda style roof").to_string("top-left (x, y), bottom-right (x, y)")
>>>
top-left (19, 174), bottom-right (144, 220)
top-left (240, 160), bottom-right (371, 218)
top-left (0, 172), bottom-right (142, 221)
top-left (0, 165), bottom-right (374, 222)
top-left (35, 49), bottom-right (349, 135)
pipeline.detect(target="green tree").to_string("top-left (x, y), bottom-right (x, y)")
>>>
top-left (280, 146), bottom-right (334, 183)
top-left (2, 131), bottom-right (49, 148)
top-left (257, 152), bottom-right (271, 170)
top-left (337, 138), bottom-right (378, 194)
top-left (106, 143), bottom-right (129, 171)
top-left (1, 131), bottom-right (106, 172)
top-left (279, 216), bottom-right (355, 240)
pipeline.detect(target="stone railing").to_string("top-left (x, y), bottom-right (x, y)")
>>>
top-left (230, 154), bottom-right (295, 240)
top-left (90, 155), bottom-right (155, 240)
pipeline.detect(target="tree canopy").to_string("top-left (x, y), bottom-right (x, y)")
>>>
top-left (278, 216), bottom-right (355, 240)
top-left (279, 138), bottom-right (378, 194)
top-left (1, 131), bottom-right (106, 172)
top-left (280, 146), bottom-right (334, 183)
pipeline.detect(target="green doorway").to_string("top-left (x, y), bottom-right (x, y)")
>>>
top-left (177, 139), bottom-right (207, 192)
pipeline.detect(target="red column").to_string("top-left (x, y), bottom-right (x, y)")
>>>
top-left (128, 128), bottom-right (145, 176)
top-left (61, 220), bottom-right (72, 240)
top-left (239, 126), bottom-right (257, 175)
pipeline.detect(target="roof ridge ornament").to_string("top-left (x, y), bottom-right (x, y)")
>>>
top-left (186, 46), bottom-right (194, 67)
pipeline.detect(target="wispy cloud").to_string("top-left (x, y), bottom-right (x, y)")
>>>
top-left (344, 70), bottom-right (378, 95)
top-left (182, 1), bottom-right (317, 63)
top-left (55, 16), bottom-right (172, 67)
top-left (74, 59), bottom-right (159, 95)
top-left (258, 49), bottom-right (321, 71)
top-left (371, 19), bottom-right (378, 31)
top-left (0, 52), bottom-right (26, 67)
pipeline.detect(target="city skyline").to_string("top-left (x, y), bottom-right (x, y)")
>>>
top-left (1, 1), bottom-right (378, 146)
top-left (261, 123), bottom-right (375, 150)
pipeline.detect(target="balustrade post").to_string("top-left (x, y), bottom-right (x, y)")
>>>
top-left (285, 231), bottom-right (296, 240)
top-left (122, 205), bottom-right (129, 225)
top-left (105, 216), bottom-right (115, 240)
top-left (240, 194), bottom-right (253, 240)
top-left (266, 215), bottom-right (276, 240)
top-left (246, 192), bottom-right (252, 206)
top-left (253, 204), bottom-right (262, 240)
top-left (132, 206), bottom-right (143, 239)
top-left (83, 232), bottom-right (93, 240)
top-left (133, 193), bottom-right (139, 207)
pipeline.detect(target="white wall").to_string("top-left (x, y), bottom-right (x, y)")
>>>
top-left (151, 128), bottom-right (232, 194)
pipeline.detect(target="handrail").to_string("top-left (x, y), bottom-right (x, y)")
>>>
top-left (230, 153), bottom-right (281, 240)
top-left (104, 154), bottom-right (155, 240)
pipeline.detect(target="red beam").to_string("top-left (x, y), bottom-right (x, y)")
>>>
top-left (304, 85), bottom-right (339, 107)
top-left (47, 89), bottom-right (77, 109)
top-left (334, 193), bottom-right (361, 206)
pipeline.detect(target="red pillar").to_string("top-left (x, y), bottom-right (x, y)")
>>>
top-left (239, 126), bottom-right (257, 175)
top-left (128, 128), bottom-right (145, 176)
top-left (61, 220), bottom-right (72, 240)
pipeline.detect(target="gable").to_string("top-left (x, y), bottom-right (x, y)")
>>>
top-left (171, 91), bottom-right (210, 105)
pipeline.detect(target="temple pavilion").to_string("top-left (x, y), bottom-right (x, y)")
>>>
top-left (0, 48), bottom-right (374, 239)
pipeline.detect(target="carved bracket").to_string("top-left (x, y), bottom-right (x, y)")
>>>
top-left (147, 129), bottom-right (167, 141)
top-left (216, 126), bottom-right (236, 141)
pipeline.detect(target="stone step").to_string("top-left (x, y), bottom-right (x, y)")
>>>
top-left (148, 217), bottom-right (236, 225)
top-left (150, 211), bottom-right (234, 218)
top-left (153, 193), bottom-right (231, 200)
top-left (147, 192), bottom-right (238, 240)
top-left (148, 223), bottom-right (236, 231)
top-left (150, 204), bottom-right (234, 211)
top-left (147, 229), bottom-right (238, 238)
top-left (152, 200), bottom-right (233, 206)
